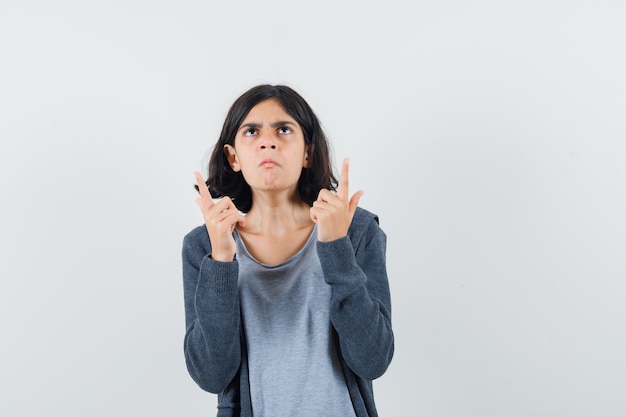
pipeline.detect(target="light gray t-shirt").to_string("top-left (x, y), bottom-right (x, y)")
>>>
top-left (234, 226), bottom-right (356, 417)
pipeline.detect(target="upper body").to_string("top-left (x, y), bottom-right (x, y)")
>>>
top-left (182, 206), bottom-right (393, 416)
top-left (182, 84), bottom-right (394, 416)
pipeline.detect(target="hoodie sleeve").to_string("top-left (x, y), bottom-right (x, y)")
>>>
top-left (182, 227), bottom-right (242, 393)
top-left (316, 209), bottom-right (394, 380)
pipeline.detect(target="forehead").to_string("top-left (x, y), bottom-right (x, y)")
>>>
top-left (241, 99), bottom-right (298, 124)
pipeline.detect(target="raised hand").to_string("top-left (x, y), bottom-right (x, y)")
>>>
top-left (310, 158), bottom-right (364, 242)
top-left (194, 171), bottom-right (246, 262)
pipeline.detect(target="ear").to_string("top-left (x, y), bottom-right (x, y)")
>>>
top-left (303, 145), bottom-right (314, 168)
top-left (224, 144), bottom-right (241, 172)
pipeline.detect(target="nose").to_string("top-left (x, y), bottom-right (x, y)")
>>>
top-left (258, 129), bottom-right (277, 150)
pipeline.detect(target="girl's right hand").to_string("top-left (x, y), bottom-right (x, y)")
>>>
top-left (194, 171), bottom-right (246, 262)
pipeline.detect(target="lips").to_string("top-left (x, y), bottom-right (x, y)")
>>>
top-left (259, 158), bottom-right (278, 167)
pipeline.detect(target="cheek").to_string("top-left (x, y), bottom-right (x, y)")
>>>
top-left (233, 145), bottom-right (253, 162)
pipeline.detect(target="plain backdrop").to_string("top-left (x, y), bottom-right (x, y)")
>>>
top-left (1, 1), bottom-right (625, 416)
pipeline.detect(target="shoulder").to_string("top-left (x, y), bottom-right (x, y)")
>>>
top-left (351, 206), bottom-right (380, 228)
top-left (182, 224), bottom-right (212, 257)
top-left (348, 207), bottom-right (384, 248)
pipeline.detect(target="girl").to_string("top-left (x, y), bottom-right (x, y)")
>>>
top-left (182, 84), bottom-right (393, 417)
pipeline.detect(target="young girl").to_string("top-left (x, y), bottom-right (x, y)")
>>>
top-left (182, 84), bottom-right (394, 417)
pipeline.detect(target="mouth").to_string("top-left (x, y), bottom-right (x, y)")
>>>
top-left (259, 159), bottom-right (278, 167)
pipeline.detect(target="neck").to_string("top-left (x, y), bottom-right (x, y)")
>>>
top-left (242, 191), bottom-right (313, 235)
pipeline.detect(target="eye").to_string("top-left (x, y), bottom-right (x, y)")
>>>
top-left (277, 126), bottom-right (292, 134)
top-left (244, 128), bottom-right (258, 136)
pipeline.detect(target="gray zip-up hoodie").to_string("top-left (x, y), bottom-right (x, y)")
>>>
top-left (182, 207), bottom-right (394, 416)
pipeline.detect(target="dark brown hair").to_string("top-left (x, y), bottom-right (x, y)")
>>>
top-left (198, 84), bottom-right (337, 212)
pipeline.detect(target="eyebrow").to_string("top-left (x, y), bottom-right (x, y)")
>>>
top-left (239, 121), bottom-right (298, 130)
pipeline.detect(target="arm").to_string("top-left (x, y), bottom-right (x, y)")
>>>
top-left (182, 227), bottom-right (241, 393)
top-left (316, 211), bottom-right (394, 380)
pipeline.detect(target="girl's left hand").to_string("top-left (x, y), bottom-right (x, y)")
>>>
top-left (310, 158), bottom-right (364, 242)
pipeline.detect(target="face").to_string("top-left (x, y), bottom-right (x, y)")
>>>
top-left (224, 99), bottom-right (310, 196)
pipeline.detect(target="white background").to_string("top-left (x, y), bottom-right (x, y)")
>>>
top-left (1, 1), bottom-right (625, 416)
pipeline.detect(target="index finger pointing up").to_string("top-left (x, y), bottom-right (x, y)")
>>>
top-left (337, 158), bottom-right (350, 201)
top-left (194, 171), bottom-right (214, 210)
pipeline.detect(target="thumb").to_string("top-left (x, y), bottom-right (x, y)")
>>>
top-left (348, 190), bottom-right (364, 216)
